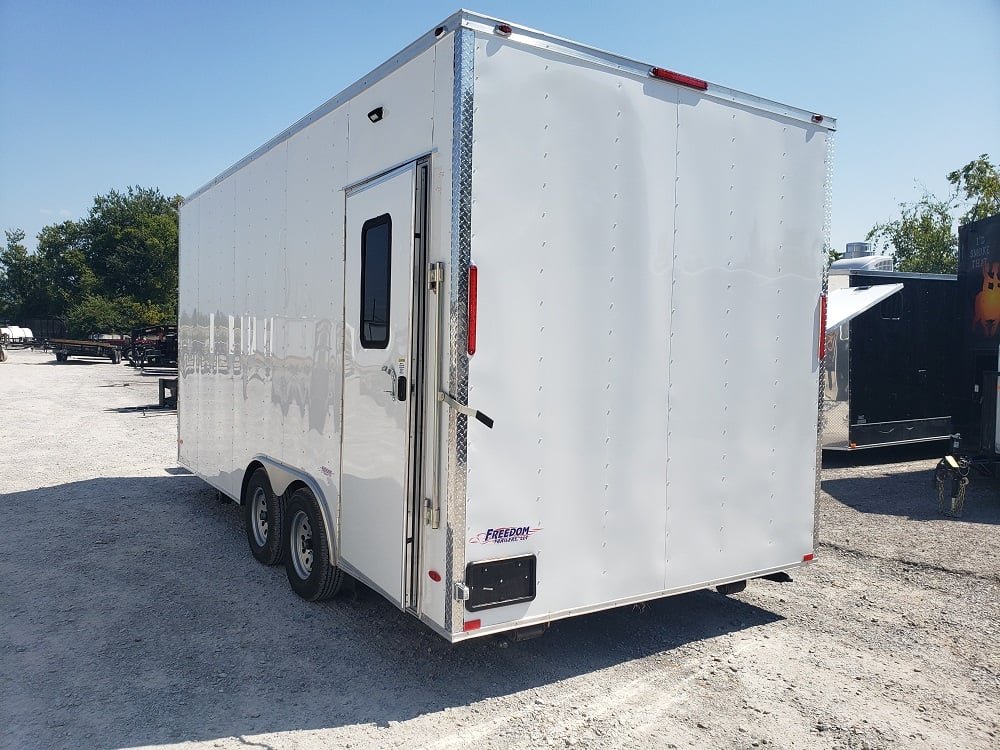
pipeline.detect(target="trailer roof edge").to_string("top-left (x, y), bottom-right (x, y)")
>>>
top-left (184, 9), bottom-right (836, 205)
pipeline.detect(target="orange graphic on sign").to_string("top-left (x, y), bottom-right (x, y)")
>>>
top-left (973, 262), bottom-right (1000, 337)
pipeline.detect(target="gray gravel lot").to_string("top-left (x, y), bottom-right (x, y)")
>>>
top-left (1, 347), bottom-right (998, 750)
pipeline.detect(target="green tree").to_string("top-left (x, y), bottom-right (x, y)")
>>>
top-left (1, 185), bottom-right (179, 333)
top-left (84, 186), bottom-right (179, 313)
top-left (867, 154), bottom-right (998, 274)
top-left (0, 228), bottom-right (46, 319)
top-left (63, 294), bottom-right (172, 337)
top-left (947, 154), bottom-right (1000, 224)
top-left (34, 221), bottom-right (96, 318)
top-left (867, 194), bottom-right (958, 274)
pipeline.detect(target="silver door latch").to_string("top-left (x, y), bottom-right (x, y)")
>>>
top-left (454, 582), bottom-right (470, 601)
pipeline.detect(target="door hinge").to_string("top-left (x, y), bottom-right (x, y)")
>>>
top-left (454, 582), bottom-right (470, 601)
top-left (424, 497), bottom-right (439, 527)
top-left (428, 261), bottom-right (444, 293)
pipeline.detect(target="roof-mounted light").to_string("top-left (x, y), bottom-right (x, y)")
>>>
top-left (495, 23), bottom-right (513, 36)
top-left (650, 67), bottom-right (708, 91)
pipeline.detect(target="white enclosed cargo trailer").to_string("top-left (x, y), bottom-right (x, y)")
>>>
top-left (179, 11), bottom-right (835, 641)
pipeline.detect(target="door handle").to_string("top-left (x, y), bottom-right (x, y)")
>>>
top-left (397, 375), bottom-right (407, 402)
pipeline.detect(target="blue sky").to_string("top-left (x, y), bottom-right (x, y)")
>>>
top-left (1, 0), bottom-right (998, 257)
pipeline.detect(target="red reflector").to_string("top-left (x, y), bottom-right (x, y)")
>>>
top-left (495, 23), bottom-right (512, 36)
top-left (818, 294), bottom-right (827, 361)
top-left (428, 570), bottom-right (441, 582)
top-left (468, 265), bottom-right (478, 356)
top-left (650, 67), bottom-right (708, 91)
top-left (464, 619), bottom-right (481, 632)
top-left (803, 553), bottom-right (815, 562)
top-left (811, 114), bottom-right (824, 123)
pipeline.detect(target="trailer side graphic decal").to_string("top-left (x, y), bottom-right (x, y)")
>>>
top-left (469, 526), bottom-right (542, 545)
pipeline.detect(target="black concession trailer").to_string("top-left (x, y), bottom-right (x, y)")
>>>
top-left (823, 269), bottom-right (959, 450)
top-left (954, 213), bottom-right (1000, 454)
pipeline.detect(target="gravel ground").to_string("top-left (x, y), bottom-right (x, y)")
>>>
top-left (1, 347), bottom-right (998, 750)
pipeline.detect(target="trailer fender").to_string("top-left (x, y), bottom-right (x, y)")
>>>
top-left (248, 456), bottom-right (338, 563)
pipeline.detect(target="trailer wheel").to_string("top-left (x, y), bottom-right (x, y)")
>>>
top-left (110, 349), bottom-right (121, 364)
top-left (716, 580), bottom-right (747, 596)
top-left (243, 468), bottom-right (284, 566)
top-left (55, 352), bottom-right (67, 362)
top-left (283, 487), bottom-right (343, 601)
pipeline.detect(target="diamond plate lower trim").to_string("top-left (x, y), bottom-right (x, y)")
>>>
top-left (445, 26), bottom-right (475, 634)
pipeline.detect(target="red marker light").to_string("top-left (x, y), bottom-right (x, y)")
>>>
top-left (650, 67), bottom-right (708, 91)
top-left (803, 553), bottom-right (815, 562)
top-left (468, 265), bottom-right (478, 356)
top-left (428, 570), bottom-right (442, 582)
top-left (495, 24), bottom-right (512, 36)
top-left (811, 114), bottom-right (824, 123)
top-left (818, 294), bottom-right (827, 361)
top-left (464, 619), bottom-right (481, 632)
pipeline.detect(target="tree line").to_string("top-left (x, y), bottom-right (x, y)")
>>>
top-left (0, 186), bottom-right (179, 337)
top-left (1, 158), bottom-right (997, 339)
top-left (864, 154), bottom-right (1000, 273)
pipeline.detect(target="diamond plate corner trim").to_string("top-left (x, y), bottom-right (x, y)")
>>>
top-left (445, 26), bottom-right (475, 633)
top-left (814, 129), bottom-right (835, 550)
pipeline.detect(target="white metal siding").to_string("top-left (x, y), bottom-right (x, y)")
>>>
top-left (465, 39), bottom-right (677, 626)
top-left (464, 36), bottom-right (826, 630)
top-left (665, 94), bottom-right (826, 588)
top-left (179, 39), bottom-right (457, 632)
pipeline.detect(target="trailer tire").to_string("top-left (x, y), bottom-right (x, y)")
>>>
top-left (283, 487), bottom-right (343, 601)
top-left (55, 352), bottom-right (67, 362)
top-left (244, 468), bottom-right (284, 566)
top-left (716, 580), bottom-right (747, 596)
top-left (110, 349), bottom-right (121, 364)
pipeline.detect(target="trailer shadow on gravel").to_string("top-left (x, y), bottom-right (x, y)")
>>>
top-left (822, 466), bottom-right (1000, 525)
top-left (35, 358), bottom-right (116, 366)
top-left (2, 475), bottom-right (784, 750)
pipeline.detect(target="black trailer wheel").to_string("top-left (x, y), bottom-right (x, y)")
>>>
top-left (55, 352), bottom-right (67, 362)
top-left (283, 487), bottom-right (343, 601)
top-left (243, 468), bottom-right (284, 565)
top-left (110, 349), bottom-right (121, 364)
top-left (716, 580), bottom-right (747, 596)
top-left (0, 348), bottom-right (6, 363)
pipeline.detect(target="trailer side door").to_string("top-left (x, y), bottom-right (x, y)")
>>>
top-left (341, 163), bottom-right (420, 606)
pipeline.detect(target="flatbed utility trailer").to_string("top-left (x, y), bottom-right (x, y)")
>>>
top-left (48, 338), bottom-right (121, 364)
top-left (179, 11), bottom-right (834, 641)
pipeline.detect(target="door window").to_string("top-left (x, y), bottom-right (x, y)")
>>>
top-left (360, 213), bottom-right (391, 348)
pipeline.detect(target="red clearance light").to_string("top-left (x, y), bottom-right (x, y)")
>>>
top-left (811, 114), bottom-right (824, 123)
top-left (818, 293), bottom-right (827, 361)
top-left (428, 570), bottom-right (442, 582)
top-left (495, 23), bottom-right (513, 36)
top-left (464, 619), bottom-right (482, 632)
top-left (468, 264), bottom-right (478, 356)
top-left (803, 553), bottom-right (815, 562)
top-left (650, 67), bottom-right (708, 91)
